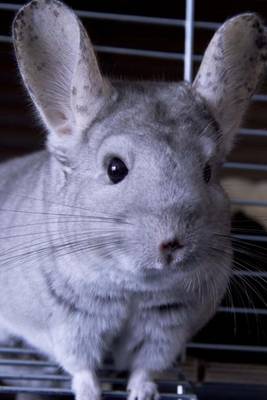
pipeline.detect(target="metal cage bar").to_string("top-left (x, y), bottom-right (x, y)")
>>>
top-left (184, 0), bottom-right (195, 82)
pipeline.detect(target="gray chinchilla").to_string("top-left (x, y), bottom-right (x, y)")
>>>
top-left (0, 1), bottom-right (266, 399)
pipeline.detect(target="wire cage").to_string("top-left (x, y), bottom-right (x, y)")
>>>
top-left (0, 0), bottom-right (267, 399)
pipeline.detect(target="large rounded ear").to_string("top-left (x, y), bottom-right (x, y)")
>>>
top-left (13, 0), bottom-right (112, 154)
top-left (193, 14), bottom-right (267, 154)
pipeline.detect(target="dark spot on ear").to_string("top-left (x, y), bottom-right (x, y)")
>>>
top-left (37, 62), bottom-right (46, 71)
top-left (83, 85), bottom-right (90, 91)
top-left (30, 1), bottom-right (39, 9)
top-left (53, 10), bottom-right (59, 17)
top-left (255, 35), bottom-right (267, 50)
top-left (252, 21), bottom-right (264, 34)
top-left (213, 54), bottom-right (223, 62)
top-left (242, 15), bottom-right (255, 22)
top-left (206, 80), bottom-right (213, 89)
top-left (72, 87), bottom-right (77, 96)
top-left (260, 53), bottom-right (267, 62)
top-left (18, 32), bottom-right (24, 41)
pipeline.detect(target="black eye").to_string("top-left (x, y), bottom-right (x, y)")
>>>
top-left (203, 163), bottom-right (212, 183)
top-left (107, 157), bottom-right (128, 184)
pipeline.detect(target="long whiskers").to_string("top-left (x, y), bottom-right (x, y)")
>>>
top-left (0, 207), bottom-right (131, 225)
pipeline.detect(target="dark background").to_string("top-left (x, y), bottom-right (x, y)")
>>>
top-left (1, 1), bottom-right (267, 399)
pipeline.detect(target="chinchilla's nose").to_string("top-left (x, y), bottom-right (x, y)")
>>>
top-left (159, 238), bottom-right (184, 254)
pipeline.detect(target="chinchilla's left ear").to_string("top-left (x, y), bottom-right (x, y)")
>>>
top-left (193, 14), bottom-right (267, 154)
top-left (12, 0), bottom-right (112, 154)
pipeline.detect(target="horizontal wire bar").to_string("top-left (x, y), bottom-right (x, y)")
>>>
top-left (0, 33), bottom-right (259, 84)
top-left (0, 359), bottom-right (57, 367)
top-left (0, 34), bottom-right (11, 43)
top-left (0, 386), bottom-right (71, 396)
top-left (224, 162), bottom-right (267, 173)
top-left (252, 94), bottom-right (267, 103)
top-left (76, 10), bottom-right (185, 28)
top-left (1, 37), bottom-right (267, 112)
top-left (0, 3), bottom-right (20, 11)
top-left (232, 233), bottom-right (267, 242)
top-left (0, 359), bottom-right (149, 375)
top-left (0, 35), bottom-right (185, 60)
top-left (0, 373), bottom-right (69, 382)
top-left (218, 307), bottom-right (267, 315)
top-left (0, 386), bottom-right (187, 399)
top-left (239, 128), bottom-right (267, 138)
top-left (0, 373), bottom-right (186, 389)
top-left (0, 3), bottom-right (237, 33)
top-left (0, 347), bottom-right (42, 355)
top-left (0, 3), bottom-right (184, 26)
top-left (187, 343), bottom-right (267, 353)
top-left (0, 3), bottom-right (208, 32)
top-left (194, 20), bottom-right (220, 30)
top-left (231, 199), bottom-right (267, 207)
top-left (0, 359), bottom-right (128, 372)
top-left (95, 45), bottom-right (185, 60)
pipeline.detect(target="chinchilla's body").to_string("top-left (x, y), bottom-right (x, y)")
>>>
top-left (0, 1), bottom-right (266, 399)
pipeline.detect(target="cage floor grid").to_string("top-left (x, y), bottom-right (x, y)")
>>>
top-left (0, 346), bottom-right (197, 399)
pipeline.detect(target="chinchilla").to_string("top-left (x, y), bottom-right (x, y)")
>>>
top-left (0, 0), bottom-right (266, 399)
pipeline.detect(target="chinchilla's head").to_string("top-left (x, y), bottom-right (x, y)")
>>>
top-left (13, 0), bottom-right (267, 289)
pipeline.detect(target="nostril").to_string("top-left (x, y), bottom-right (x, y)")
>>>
top-left (159, 238), bottom-right (184, 253)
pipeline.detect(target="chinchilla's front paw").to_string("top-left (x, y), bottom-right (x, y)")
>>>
top-left (127, 381), bottom-right (160, 400)
top-left (72, 371), bottom-right (101, 400)
top-left (127, 370), bottom-right (160, 400)
top-left (127, 380), bottom-right (160, 400)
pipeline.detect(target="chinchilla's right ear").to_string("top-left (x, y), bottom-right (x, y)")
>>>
top-left (13, 0), bottom-right (112, 154)
top-left (193, 14), bottom-right (267, 155)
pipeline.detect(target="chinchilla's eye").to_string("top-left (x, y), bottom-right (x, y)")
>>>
top-left (203, 163), bottom-right (212, 183)
top-left (107, 157), bottom-right (128, 184)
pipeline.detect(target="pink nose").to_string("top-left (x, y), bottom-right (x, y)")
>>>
top-left (159, 238), bottom-right (184, 254)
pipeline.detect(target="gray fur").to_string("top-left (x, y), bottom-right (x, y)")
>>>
top-left (0, 1), bottom-right (266, 400)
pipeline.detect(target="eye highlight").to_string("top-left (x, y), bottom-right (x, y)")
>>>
top-left (203, 163), bottom-right (212, 183)
top-left (107, 157), bottom-right (128, 184)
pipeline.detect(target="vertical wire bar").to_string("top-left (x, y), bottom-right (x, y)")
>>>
top-left (184, 0), bottom-right (195, 82)
top-left (182, 0), bottom-right (195, 366)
